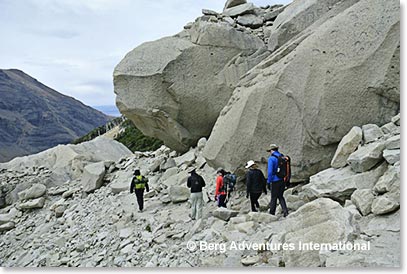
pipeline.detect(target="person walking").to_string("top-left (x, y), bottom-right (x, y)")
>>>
top-left (186, 167), bottom-right (206, 220)
top-left (130, 169), bottom-right (149, 212)
top-left (267, 144), bottom-right (289, 217)
top-left (215, 169), bottom-right (227, 208)
top-left (245, 160), bottom-right (267, 212)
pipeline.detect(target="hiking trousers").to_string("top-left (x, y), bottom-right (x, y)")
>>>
top-left (217, 194), bottom-right (227, 208)
top-left (250, 192), bottom-right (262, 212)
top-left (135, 189), bottom-right (145, 211)
top-left (190, 192), bottom-right (203, 220)
top-left (269, 180), bottom-right (288, 215)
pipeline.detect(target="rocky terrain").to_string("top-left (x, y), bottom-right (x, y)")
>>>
top-left (0, 112), bottom-right (400, 267)
top-left (0, 69), bottom-right (110, 163)
top-left (114, 0), bottom-right (399, 181)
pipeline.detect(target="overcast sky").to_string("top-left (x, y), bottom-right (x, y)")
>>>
top-left (0, 0), bottom-right (292, 107)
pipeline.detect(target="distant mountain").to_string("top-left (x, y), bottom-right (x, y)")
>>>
top-left (92, 105), bottom-right (121, 117)
top-left (0, 69), bottom-right (111, 162)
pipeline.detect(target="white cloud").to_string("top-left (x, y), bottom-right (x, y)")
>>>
top-left (0, 0), bottom-right (293, 108)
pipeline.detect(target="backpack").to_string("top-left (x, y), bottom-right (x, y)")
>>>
top-left (133, 175), bottom-right (147, 189)
top-left (223, 173), bottom-right (237, 192)
top-left (190, 176), bottom-right (201, 189)
top-left (272, 154), bottom-right (291, 185)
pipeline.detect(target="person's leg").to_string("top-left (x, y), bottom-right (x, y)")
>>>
top-left (190, 193), bottom-right (197, 220)
top-left (135, 189), bottom-right (144, 211)
top-left (249, 192), bottom-right (257, 212)
top-left (277, 181), bottom-right (288, 216)
top-left (196, 192), bottom-right (203, 219)
top-left (254, 192), bottom-right (261, 209)
top-left (269, 183), bottom-right (278, 215)
top-left (219, 194), bottom-right (227, 208)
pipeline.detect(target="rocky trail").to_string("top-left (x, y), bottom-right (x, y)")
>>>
top-left (0, 112), bottom-right (400, 267)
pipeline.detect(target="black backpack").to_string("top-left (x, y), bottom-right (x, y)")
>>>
top-left (272, 154), bottom-right (291, 185)
top-left (223, 173), bottom-right (237, 192)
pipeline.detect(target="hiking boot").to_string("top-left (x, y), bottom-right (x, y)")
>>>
top-left (283, 211), bottom-right (289, 217)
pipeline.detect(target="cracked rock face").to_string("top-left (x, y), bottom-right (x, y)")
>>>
top-left (203, 0), bottom-right (399, 180)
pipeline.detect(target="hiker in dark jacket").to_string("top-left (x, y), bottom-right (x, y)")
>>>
top-left (245, 160), bottom-right (267, 212)
top-left (267, 144), bottom-right (289, 217)
top-left (130, 170), bottom-right (149, 212)
top-left (186, 167), bottom-right (206, 220)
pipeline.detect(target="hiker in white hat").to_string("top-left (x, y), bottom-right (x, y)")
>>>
top-left (245, 160), bottom-right (267, 212)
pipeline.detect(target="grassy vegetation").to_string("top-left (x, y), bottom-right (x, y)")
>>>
top-left (72, 117), bottom-right (163, 152)
top-left (115, 119), bottom-right (163, 152)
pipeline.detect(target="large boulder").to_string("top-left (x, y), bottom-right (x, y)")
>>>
top-left (270, 198), bottom-right (357, 267)
top-left (17, 184), bottom-right (46, 201)
top-left (362, 124), bottom-right (384, 144)
top-left (347, 142), bottom-right (386, 173)
top-left (114, 19), bottom-right (265, 153)
top-left (301, 163), bottom-right (387, 203)
top-left (350, 189), bottom-right (375, 216)
top-left (267, 0), bottom-right (358, 51)
top-left (223, 0), bottom-right (247, 11)
top-left (19, 197), bottom-right (45, 210)
top-left (203, 0), bottom-right (399, 180)
top-left (330, 126), bottom-right (362, 168)
top-left (213, 207), bottom-right (239, 221)
top-left (169, 186), bottom-right (190, 203)
top-left (81, 162), bottom-right (106, 193)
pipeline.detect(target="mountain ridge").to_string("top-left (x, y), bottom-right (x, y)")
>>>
top-left (0, 68), bottom-right (110, 162)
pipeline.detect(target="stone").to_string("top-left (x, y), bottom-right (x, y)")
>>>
top-left (301, 163), bottom-right (386, 203)
top-left (54, 205), bottom-right (66, 218)
top-left (223, 3), bottom-right (256, 17)
top-left (119, 227), bottom-right (134, 239)
top-left (373, 164), bottom-right (399, 194)
top-left (114, 21), bottom-right (264, 153)
top-left (169, 186), bottom-right (190, 203)
top-left (160, 157), bottom-right (176, 171)
top-left (277, 198), bottom-right (356, 267)
top-left (48, 186), bottom-right (68, 196)
top-left (235, 221), bottom-right (255, 234)
top-left (347, 142), bottom-right (385, 173)
top-left (383, 149), bottom-right (400, 164)
top-left (81, 162), bottom-right (106, 193)
top-left (223, 0), bottom-right (247, 11)
top-left (371, 194), bottom-right (399, 215)
top-left (236, 14), bottom-right (263, 28)
top-left (246, 211), bottom-right (278, 223)
top-left (241, 255), bottom-right (259, 266)
top-left (385, 135), bottom-right (400, 149)
top-left (18, 183), bottom-right (47, 201)
top-left (204, 0), bottom-right (399, 181)
top-left (362, 124), bottom-right (384, 144)
top-left (0, 208), bottom-right (21, 225)
top-left (19, 197), bottom-right (45, 210)
top-left (196, 137), bottom-right (207, 151)
top-left (174, 149), bottom-right (196, 167)
top-left (110, 170), bottom-right (133, 194)
top-left (212, 207), bottom-right (239, 221)
top-left (350, 189), bottom-right (375, 216)
top-left (381, 122), bottom-right (400, 135)
top-left (331, 126), bottom-right (362, 168)
top-left (202, 9), bottom-right (218, 16)
top-left (263, 6), bottom-right (285, 22)
top-left (0, 221), bottom-right (15, 232)
top-left (391, 113), bottom-right (400, 126)
top-left (62, 189), bottom-right (77, 199)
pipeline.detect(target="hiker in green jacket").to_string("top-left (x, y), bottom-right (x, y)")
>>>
top-left (130, 170), bottom-right (149, 212)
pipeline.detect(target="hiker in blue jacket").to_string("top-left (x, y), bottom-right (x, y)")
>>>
top-left (267, 144), bottom-right (289, 217)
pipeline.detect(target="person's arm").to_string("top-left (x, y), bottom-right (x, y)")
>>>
top-left (200, 176), bottom-right (206, 188)
top-left (145, 182), bottom-right (150, 193)
top-left (267, 157), bottom-right (273, 184)
top-left (215, 176), bottom-right (221, 199)
top-left (261, 170), bottom-right (267, 194)
top-left (187, 177), bottom-right (191, 188)
top-left (130, 177), bottom-right (135, 193)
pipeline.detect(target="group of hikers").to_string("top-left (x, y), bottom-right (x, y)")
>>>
top-left (129, 143), bottom-right (291, 220)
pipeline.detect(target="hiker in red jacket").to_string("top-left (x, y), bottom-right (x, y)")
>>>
top-left (215, 169), bottom-right (227, 208)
